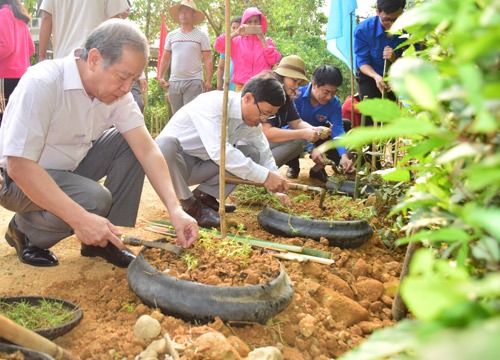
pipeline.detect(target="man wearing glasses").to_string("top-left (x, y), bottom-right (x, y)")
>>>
top-left (155, 76), bottom-right (289, 228)
top-left (354, 0), bottom-right (408, 126)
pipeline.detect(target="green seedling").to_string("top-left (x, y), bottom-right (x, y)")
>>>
top-left (0, 299), bottom-right (77, 330)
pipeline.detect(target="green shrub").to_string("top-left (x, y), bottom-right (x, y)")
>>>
top-left (337, 0), bottom-right (500, 358)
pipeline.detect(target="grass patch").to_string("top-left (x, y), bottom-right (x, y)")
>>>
top-left (0, 298), bottom-right (77, 330)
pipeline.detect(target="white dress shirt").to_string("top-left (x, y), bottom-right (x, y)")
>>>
top-left (158, 91), bottom-right (278, 184)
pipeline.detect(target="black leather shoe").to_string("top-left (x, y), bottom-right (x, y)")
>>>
top-left (183, 199), bottom-right (220, 228)
top-left (309, 168), bottom-right (329, 183)
top-left (286, 166), bottom-right (299, 179)
top-left (193, 188), bottom-right (236, 213)
top-left (81, 243), bottom-right (136, 268)
top-left (5, 218), bottom-right (58, 267)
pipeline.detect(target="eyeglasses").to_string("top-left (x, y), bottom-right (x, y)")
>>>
top-left (255, 101), bottom-right (276, 120)
top-left (380, 17), bottom-right (398, 24)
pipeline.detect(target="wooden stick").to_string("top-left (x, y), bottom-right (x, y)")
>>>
top-left (270, 251), bottom-right (335, 265)
top-left (392, 241), bottom-right (421, 321)
top-left (0, 315), bottom-right (77, 360)
top-left (218, 0), bottom-right (232, 239)
top-left (225, 175), bottom-right (326, 208)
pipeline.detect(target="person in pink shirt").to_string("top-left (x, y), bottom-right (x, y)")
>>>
top-left (0, 0), bottom-right (34, 126)
top-left (214, 7), bottom-right (280, 92)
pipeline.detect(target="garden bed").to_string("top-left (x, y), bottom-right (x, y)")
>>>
top-left (0, 169), bottom-right (406, 359)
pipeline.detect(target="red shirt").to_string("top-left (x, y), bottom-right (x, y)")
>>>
top-left (342, 95), bottom-right (361, 127)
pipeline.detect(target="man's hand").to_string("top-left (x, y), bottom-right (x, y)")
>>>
top-left (263, 171), bottom-right (289, 193)
top-left (158, 78), bottom-right (169, 90)
top-left (316, 126), bottom-right (331, 140)
top-left (310, 149), bottom-right (326, 167)
top-left (303, 128), bottom-right (321, 143)
top-left (374, 74), bottom-right (389, 95)
top-left (275, 192), bottom-right (291, 207)
top-left (139, 78), bottom-right (148, 93)
top-left (170, 208), bottom-right (199, 248)
top-left (383, 46), bottom-right (396, 62)
top-left (73, 213), bottom-right (125, 250)
top-left (340, 154), bottom-right (355, 174)
top-left (203, 80), bottom-right (212, 93)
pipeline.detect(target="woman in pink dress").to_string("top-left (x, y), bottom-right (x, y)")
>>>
top-left (0, 0), bottom-right (34, 126)
top-left (214, 7), bottom-right (280, 92)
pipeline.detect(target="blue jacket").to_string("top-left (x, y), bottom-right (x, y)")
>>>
top-left (294, 83), bottom-right (346, 156)
top-left (354, 15), bottom-right (408, 76)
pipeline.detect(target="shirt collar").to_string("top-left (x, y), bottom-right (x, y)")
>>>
top-left (299, 83), bottom-right (313, 99)
top-left (375, 17), bottom-right (387, 38)
top-left (62, 49), bottom-right (86, 91)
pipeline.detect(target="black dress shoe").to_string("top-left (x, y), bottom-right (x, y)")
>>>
top-left (183, 199), bottom-right (220, 228)
top-left (286, 166), bottom-right (299, 179)
top-left (309, 168), bottom-right (329, 183)
top-left (81, 243), bottom-right (136, 268)
top-left (5, 218), bottom-right (58, 267)
top-left (193, 188), bottom-right (236, 213)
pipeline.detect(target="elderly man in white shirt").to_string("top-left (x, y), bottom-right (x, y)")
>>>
top-left (0, 20), bottom-right (198, 268)
top-left (155, 75), bottom-right (290, 228)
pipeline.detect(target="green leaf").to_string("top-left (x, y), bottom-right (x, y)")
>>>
top-left (337, 118), bottom-right (437, 149)
top-left (465, 154), bottom-right (500, 190)
top-left (356, 99), bottom-right (401, 123)
top-left (390, 1), bottom-right (454, 32)
top-left (458, 63), bottom-right (484, 113)
top-left (471, 237), bottom-right (500, 265)
top-left (462, 205), bottom-right (500, 239)
top-left (374, 168), bottom-right (411, 182)
top-left (389, 58), bottom-right (441, 111)
top-left (338, 320), bottom-right (421, 360)
top-left (418, 317), bottom-right (500, 360)
top-left (437, 142), bottom-right (485, 164)
top-left (471, 109), bottom-right (499, 133)
top-left (402, 250), bottom-right (470, 321)
top-left (404, 228), bottom-right (472, 243)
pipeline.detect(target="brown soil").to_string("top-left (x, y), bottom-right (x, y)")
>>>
top-left (0, 159), bottom-right (406, 359)
top-left (144, 242), bottom-right (281, 286)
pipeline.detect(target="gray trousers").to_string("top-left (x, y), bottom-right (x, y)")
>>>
top-left (269, 139), bottom-right (307, 168)
top-left (0, 128), bottom-right (145, 249)
top-left (155, 135), bottom-right (260, 201)
top-left (168, 79), bottom-right (203, 114)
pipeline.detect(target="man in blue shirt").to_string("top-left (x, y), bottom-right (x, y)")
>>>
top-left (354, 0), bottom-right (407, 126)
top-left (292, 65), bottom-right (354, 182)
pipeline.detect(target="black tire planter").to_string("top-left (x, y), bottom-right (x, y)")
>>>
top-left (0, 343), bottom-right (54, 359)
top-left (257, 206), bottom-right (373, 249)
top-left (0, 296), bottom-right (83, 340)
top-left (326, 180), bottom-right (375, 196)
top-left (127, 247), bottom-right (294, 325)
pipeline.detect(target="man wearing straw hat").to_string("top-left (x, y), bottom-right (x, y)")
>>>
top-left (157, 0), bottom-right (213, 114)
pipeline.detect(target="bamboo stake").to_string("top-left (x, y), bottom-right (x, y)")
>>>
top-left (270, 251), bottom-right (335, 265)
top-left (0, 315), bottom-right (77, 360)
top-left (349, 12), bottom-right (355, 127)
top-left (219, 0), bottom-right (232, 238)
top-left (354, 108), bottom-right (367, 199)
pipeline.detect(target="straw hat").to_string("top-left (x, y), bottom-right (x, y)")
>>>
top-left (170, 0), bottom-right (205, 25)
top-left (274, 55), bottom-right (309, 86)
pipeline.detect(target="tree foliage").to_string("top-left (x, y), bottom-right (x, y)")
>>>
top-left (129, 0), bottom-right (351, 98)
top-left (337, 0), bottom-right (500, 358)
